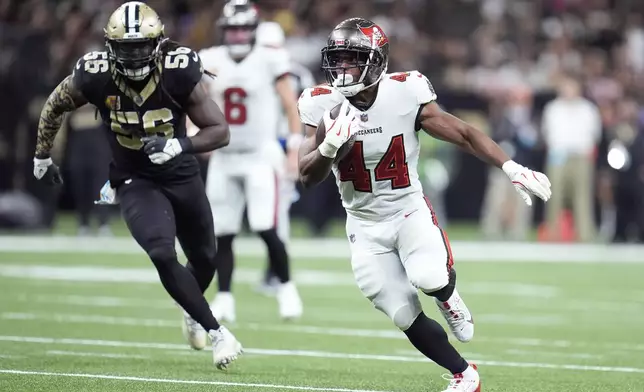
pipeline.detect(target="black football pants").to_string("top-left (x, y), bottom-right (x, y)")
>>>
top-left (117, 174), bottom-right (220, 331)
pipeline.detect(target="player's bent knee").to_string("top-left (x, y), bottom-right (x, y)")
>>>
top-left (147, 246), bottom-right (178, 270)
top-left (391, 302), bottom-right (422, 331)
top-left (406, 263), bottom-right (449, 294)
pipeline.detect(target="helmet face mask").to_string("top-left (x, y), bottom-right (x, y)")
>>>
top-left (104, 1), bottom-right (165, 81)
top-left (321, 18), bottom-right (390, 97)
top-left (106, 37), bottom-right (162, 80)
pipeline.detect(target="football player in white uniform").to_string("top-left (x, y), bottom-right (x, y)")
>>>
top-left (260, 62), bottom-right (317, 295)
top-left (298, 18), bottom-right (552, 392)
top-left (199, 0), bottom-right (303, 322)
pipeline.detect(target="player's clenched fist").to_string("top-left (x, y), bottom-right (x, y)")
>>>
top-left (33, 157), bottom-right (63, 185)
top-left (502, 160), bottom-right (552, 206)
top-left (317, 100), bottom-right (358, 159)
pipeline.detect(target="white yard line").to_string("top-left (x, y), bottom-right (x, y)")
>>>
top-left (3, 312), bottom-right (644, 353)
top-left (0, 369), bottom-right (393, 392)
top-left (0, 265), bottom-right (566, 301)
top-left (0, 264), bottom-right (354, 286)
top-left (503, 349), bottom-right (602, 360)
top-left (1, 236), bottom-right (644, 262)
top-left (46, 350), bottom-right (148, 359)
top-left (0, 335), bottom-right (643, 374)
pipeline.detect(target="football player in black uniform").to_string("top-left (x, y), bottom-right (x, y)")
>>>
top-left (32, 1), bottom-right (242, 370)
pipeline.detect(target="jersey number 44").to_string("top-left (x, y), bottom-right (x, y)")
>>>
top-left (338, 134), bottom-right (410, 193)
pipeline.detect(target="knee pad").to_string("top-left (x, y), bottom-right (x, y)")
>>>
top-left (147, 246), bottom-right (178, 271)
top-left (391, 301), bottom-right (423, 331)
top-left (372, 291), bottom-right (422, 331)
top-left (424, 268), bottom-right (456, 301)
top-left (406, 262), bottom-right (450, 293)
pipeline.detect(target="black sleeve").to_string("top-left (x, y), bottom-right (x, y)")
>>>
top-left (162, 46), bottom-right (204, 108)
top-left (71, 51), bottom-right (111, 105)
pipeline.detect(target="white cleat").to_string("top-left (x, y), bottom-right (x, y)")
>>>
top-left (442, 364), bottom-right (481, 392)
top-left (181, 311), bottom-right (207, 350)
top-left (210, 292), bottom-right (236, 323)
top-left (435, 288), bottom-right (474, 343)
top-left (209, 326), bottom-right (243, 370)
top-left (277, 281), bottom-right (303, 320)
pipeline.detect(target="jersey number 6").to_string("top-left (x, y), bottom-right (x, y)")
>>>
top-left (338, 134), bottom-right (411, 192)
top-left (223, 87), bottom-right (247, 125)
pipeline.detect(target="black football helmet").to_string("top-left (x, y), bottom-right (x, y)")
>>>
top-left (321, 18), bottom-right (390, 97)
top-left (217, 0), bottom-right (260, 58)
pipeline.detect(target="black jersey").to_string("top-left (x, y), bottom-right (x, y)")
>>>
top-left (72, 42), bottom-right (204, 185)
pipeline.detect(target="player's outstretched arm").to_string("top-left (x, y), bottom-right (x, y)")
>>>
top-left (418, 101), bottom-right (509, 168)
top-left (35, 74), bottom-right (88, 159)
top-left (183, 77), bottom-right (230, 153)
top-left (298, 125), bottom-right (333, 187)
top-left (419, 101), bottom-right (551, 205)
top-left (33, 74), bottom-right (88, 185)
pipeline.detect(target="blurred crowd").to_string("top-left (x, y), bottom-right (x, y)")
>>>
top-left (1, 0), bottom-right (643, 243)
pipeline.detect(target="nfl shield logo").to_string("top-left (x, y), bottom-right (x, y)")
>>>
top-left (360, 112), bottom-right (368, 122)
top-left (105, 95), bottom-right (121, 111)
top-left (349, 234), bottom-right (356, 243)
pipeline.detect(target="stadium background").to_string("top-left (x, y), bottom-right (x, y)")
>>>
top-left (2, 0), bottom-right (643, 242)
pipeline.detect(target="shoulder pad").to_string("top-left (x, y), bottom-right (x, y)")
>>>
top-left (161, 46), bottom-right (203, 107)
top-left (72, 51), bottom-right (111, 101)
top-left (297, 85), bottom-right (344, 127)
top-left (387, 70), bottom-right (437, 105)
top-left (162, 46), bottom-right (203, 75)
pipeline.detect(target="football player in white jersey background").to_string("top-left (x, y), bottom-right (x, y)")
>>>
top-left (252, 18), bottom-right (317, 295)
top-left (198, 0), bottom-right (303, 322)
top-left (298, 18), bottom-right (552, 392)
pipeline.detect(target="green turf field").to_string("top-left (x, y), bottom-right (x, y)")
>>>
top-left (0, 249), bottom-right (643, 391)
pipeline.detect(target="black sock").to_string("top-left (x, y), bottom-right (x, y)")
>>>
top-left (424, 267), bottom-right (456, 302)
top-left (148, 246), bottom-right (220, 331)
top-left (403, 312), bottom-right (468, 374)
top-left (258, 229), bottom-right (290, 283)
top-left (215, 235), bottom-right (235, 292)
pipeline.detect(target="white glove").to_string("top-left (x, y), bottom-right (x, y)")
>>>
top-left (142, 137), bottom-right (183, 165)
top-left (94, 180), bottom-right (119, 205)
top-left (502, 160), bottom-right (552, 206)
top-left (33, 157), bottom-right (63, 185)
top-left (318, 100), bottom-right (358, 159)
top-left (33, 157), bottom-right (52, 179)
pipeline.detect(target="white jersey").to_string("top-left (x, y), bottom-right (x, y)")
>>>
top-left (298, 71), bottom-right (437, 220)
top-left (199, 45), bottom-right (291, 152)
top-left (276, 61), bottom-right (316, 138)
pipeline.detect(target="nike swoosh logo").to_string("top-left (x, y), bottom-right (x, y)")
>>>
top-left (192, 52), bottom-right (199, 62)
top-left (404, 209), bottom-right (418, 218)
